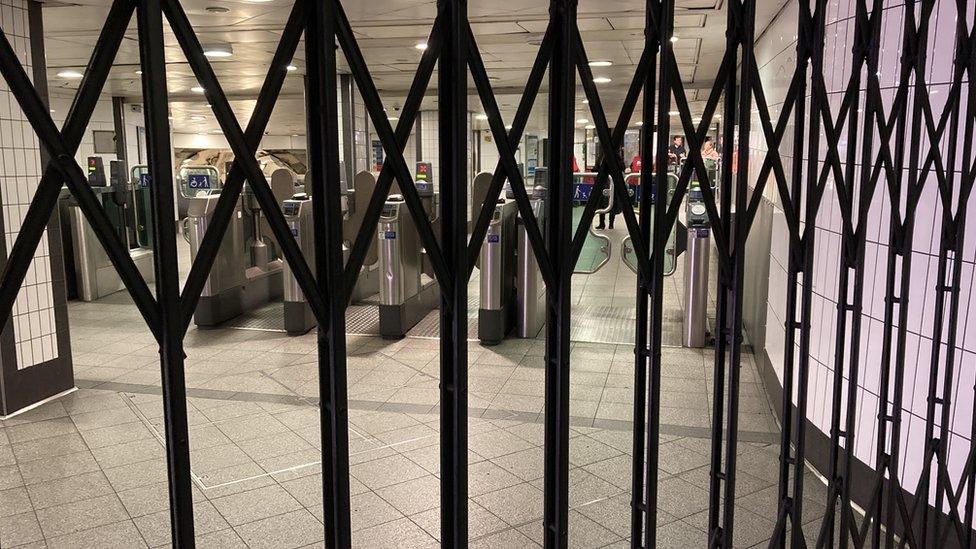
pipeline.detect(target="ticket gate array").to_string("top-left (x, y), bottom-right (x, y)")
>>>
top-left (184, 168), bottom-right (291, 327)
top-left (59, 157), bottom-right (156, 302)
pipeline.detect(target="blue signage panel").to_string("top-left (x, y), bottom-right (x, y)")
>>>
top-left (383, 231), bottom-right (397, 240)
top-left (487, 234), bottom-right (500, 243)
top-left (139, 173), bottom-right (151, 188)
top-left (187, 174), bottom-right (212, 189)
top-left (573, 182), bottom-right (593, 202)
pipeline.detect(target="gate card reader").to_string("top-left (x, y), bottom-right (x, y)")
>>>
top-left (415, 162), bottom-right (433, 196)
top-left (87, 156), bottom-right (107, 186)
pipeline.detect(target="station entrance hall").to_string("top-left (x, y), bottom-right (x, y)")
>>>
top-left (0, 0), bottom-right (973, 547)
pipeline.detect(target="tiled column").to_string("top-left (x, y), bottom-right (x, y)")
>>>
top-left (0, 0), bottom-right (74, 417)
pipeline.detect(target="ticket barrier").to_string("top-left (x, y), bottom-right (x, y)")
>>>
top-left (60, 157), bottom-right (156, 301)
top-left (474, 169), bottom-right (548, 344)
top-left (620, 172), bottom-right (682, 277)
top-left (184, 168), bottom-right (292, 327)
top-left (281, 192), bottom-right (316, 335)
top-left (279, 170), bottom-right (381, 334)
top-left (377, 164), bottom-right (439, 338)
top-left (477, 198), bottom-right (518, 344)
top-left (682, 181), bottom-right (710, 348)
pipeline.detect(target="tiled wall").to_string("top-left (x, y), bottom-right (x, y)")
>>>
top-left (755, 0), bottom-right (975, 515)
top-left (416, 110), bottom-right (476, 200)
top-left (0, 0), bottom-right (57, 369)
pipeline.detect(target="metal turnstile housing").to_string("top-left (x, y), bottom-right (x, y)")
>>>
top-left (478, 199), bottom-right (518, 344)
top-left (377, 197), bottom-right (438, 338)
top-left (282, 195), bottom-right (316, 335)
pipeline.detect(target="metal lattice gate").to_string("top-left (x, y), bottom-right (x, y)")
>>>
top-left (0, 0), bottom-right (974, 547)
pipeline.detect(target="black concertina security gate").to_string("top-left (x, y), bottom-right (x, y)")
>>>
top-left (0, 0), bottom-right (974, 547)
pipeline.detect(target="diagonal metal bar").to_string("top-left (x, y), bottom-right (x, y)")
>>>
top-left (666, 58), bottom-right (731, 262)
top-left (162, 0), bottom-right (330, 330)
top-left (464, 24), bottom-right (555, 289)
top-left (0, 0), bottom-right (153, 337)
top-left (572, 29), bottom-right (652, 280)
top-left (333, 1), bottom-right (452, 298)
top-left (0, 19), bottom-right (163, 341)
top-left (464, 22), bottom-right (552, 283)
top-left (179, 1), bottom-right (304, 333)
top-left (744, 60), bottom-right (802, 238)
top-left (569, 45), bottom-right (652, 268)
top-left (342, 20), bottom-right (443, 304)
top-left (658, 52), bottom-right (732, 248)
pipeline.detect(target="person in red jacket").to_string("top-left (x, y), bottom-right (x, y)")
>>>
top-left (629, 155), bottom-right (641, 173)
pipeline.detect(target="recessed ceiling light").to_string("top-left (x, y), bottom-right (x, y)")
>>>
top-left (203, 44), bottom-right (233, 58)
top-left (589, 60), bottom-right (612, 67)
top-left (593, 77), bottom-right (612, 84)
top-left (57, 70), bottom-right (83, 79)
top-left (670, 36), bottom-right (679, 43)
top-left (190, 115), bottom-right (206, 121)
top-left (414, 42), bottom-right (428, 51)
top-left (191, 86), bottom-right (205, 93)
top-left (582, 99), bottom-right (589, 104)
top-left (585, 124), bottom-right (595, 130)
top-left (49, 109), bottom-right (55, 113)
top-left (135, 70), bottom-right (143, 75)
top-left (388, 116), bottom-right (399, 121)
top-left (635, 121), bottom-right (644, 126)
top-left (286, 65), bottom-right (297, 71)
top-left (475, 114), bottom-right (489, 120)
top-left (668, 111), bottom-right (679, 116)
top-left (505, 124), bottom-right (513, 130)
top-left (576, 118), bottom-right (589, 124)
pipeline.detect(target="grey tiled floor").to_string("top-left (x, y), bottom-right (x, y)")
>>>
top-left (0, 227), bottom-right (817, 548)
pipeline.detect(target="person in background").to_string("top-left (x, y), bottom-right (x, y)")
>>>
top-left (629, 154), bottom-right (641, 173)
top-left (596, 147), bottom-right (625, 230)
top-left (667, 135), bottom-right (686, 163)
top-left (701, 136), bottom-right (720, 160)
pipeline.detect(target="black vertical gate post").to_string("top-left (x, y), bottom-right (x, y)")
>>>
top-left (544, 0), bottom-right (575, 546)
top-left (707, 0), bottom-right (748, 546)
top-left (633, 1), bottom-right (662, 547)
top-left (305, 0), bottom-right (352, 545)
top-left (438, 0), bottom-right (468, 545)
top-left (718, 2), bottom-right (756, 546)
top-left (135, 0), bottom-right (195, 543)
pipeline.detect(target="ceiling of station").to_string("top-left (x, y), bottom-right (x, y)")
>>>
top-left (41, 0), bottom-right (788, 136)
